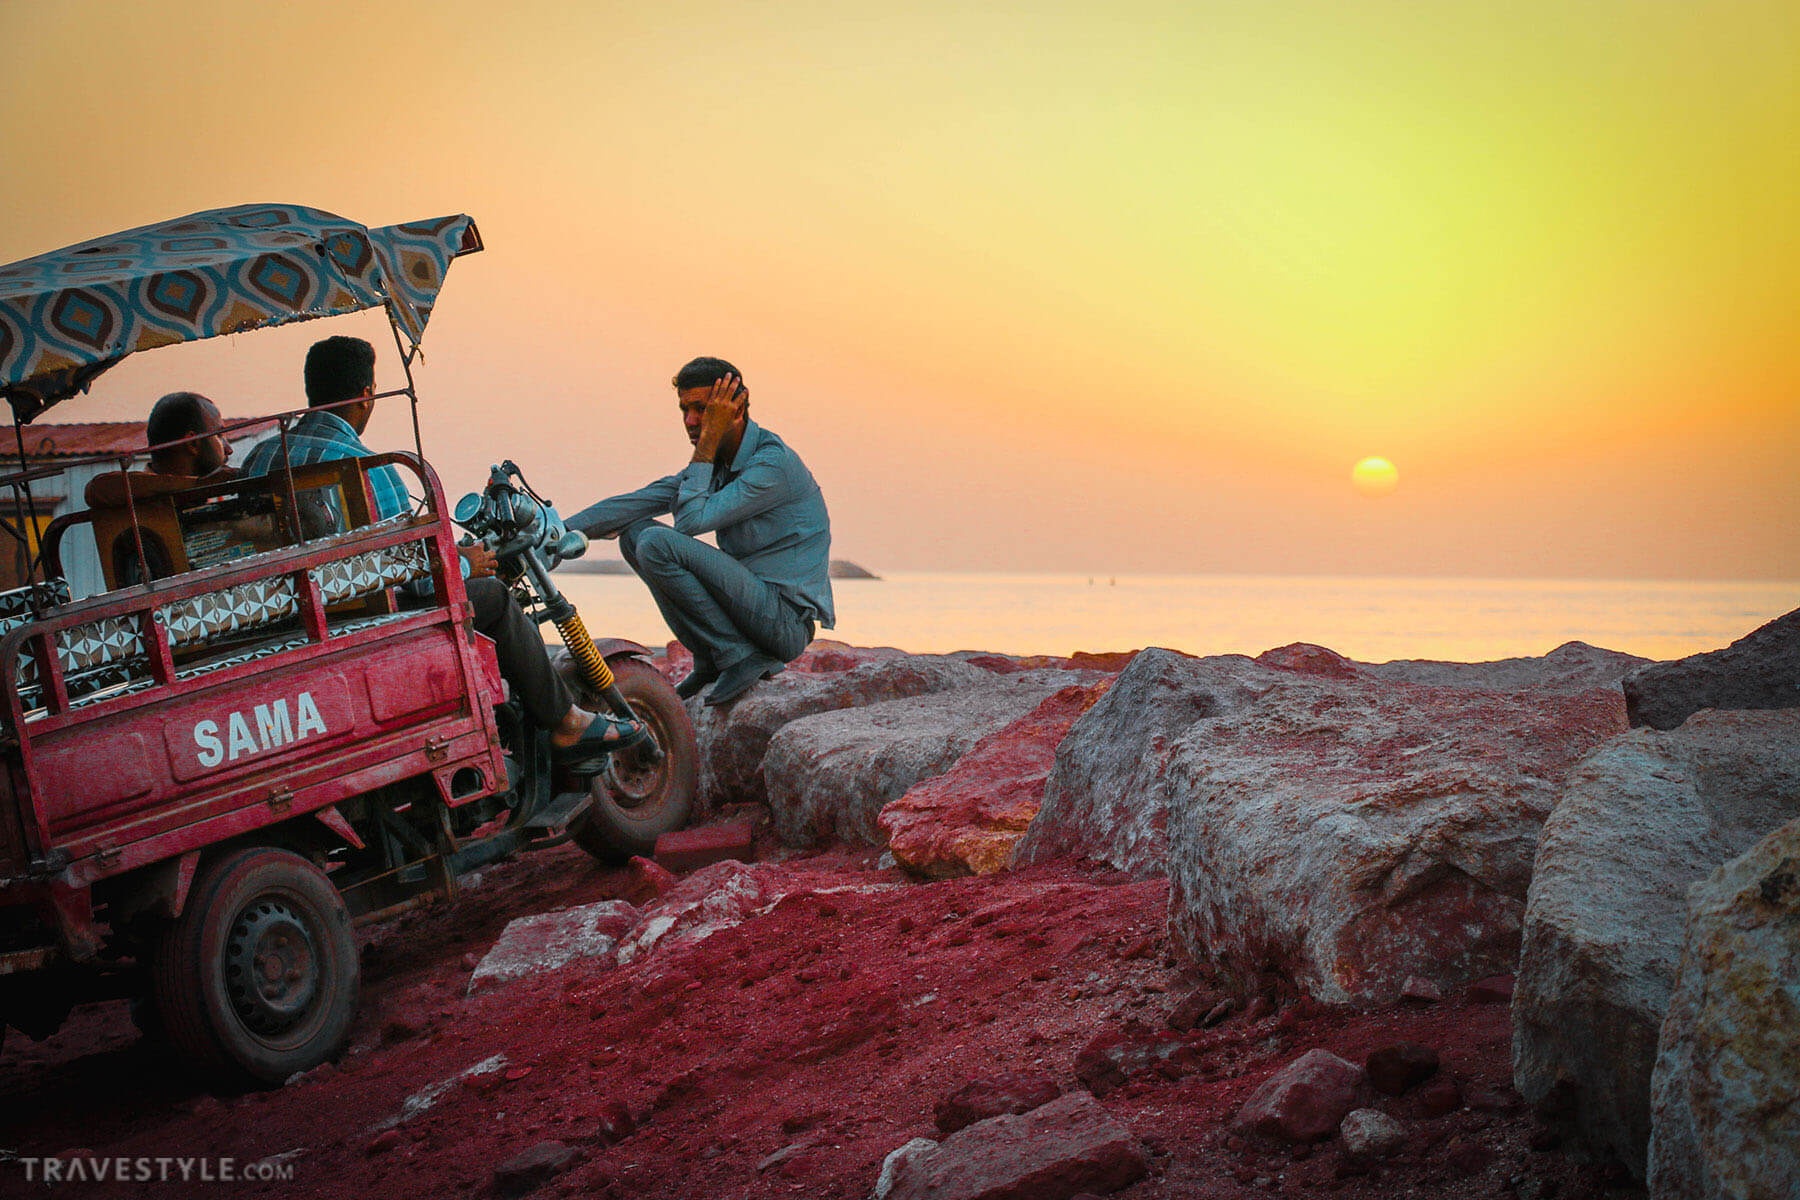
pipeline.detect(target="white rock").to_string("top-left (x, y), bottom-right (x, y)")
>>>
top-left (614, 860), bottom-right (784, 964)
top-left (870, 1138), bottom-right (938, 1200)
top-left (690, 656), bottom-right (991, 814)
top-left (1340, 1109), bottom-right (1408, 1159)
top-left (467, 901), bottom-right (639, 993)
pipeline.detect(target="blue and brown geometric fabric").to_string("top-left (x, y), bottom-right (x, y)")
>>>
top-left (311, 536), bottom-right (433, 605)
top-left (158, 577), bottom-right (300, 646)
top-left (0, 579), bottom-right (69, 630)
top-left (0, 205), bottom-right (481, 422)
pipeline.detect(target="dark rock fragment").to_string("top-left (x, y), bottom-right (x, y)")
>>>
top-left (935, 1070), bottom-right (1062, 1134)
top-left (492, 1141), bottom-right (580, 1197)
top-left (1365, 1042), bottom-right (1440, 1095)
top-left (1467, 974), bottom-right (1514, 1003)
top-left (1231, 1049), bottom-right (1366, 1143)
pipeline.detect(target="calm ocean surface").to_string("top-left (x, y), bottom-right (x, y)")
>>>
top-left (553, 572), bottom-right (1800, 665)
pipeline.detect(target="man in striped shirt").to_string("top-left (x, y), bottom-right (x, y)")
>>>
top-left (243, 336), bottom-right (638, 771)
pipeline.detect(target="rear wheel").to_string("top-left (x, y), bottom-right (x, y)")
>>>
top-left (152, 847), bottom-right (357, 1088)
top-left (570, 656), bottom-right (698, 863)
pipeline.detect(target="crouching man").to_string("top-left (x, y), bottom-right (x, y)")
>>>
top-left (569, 357), bottom-right (834, 706)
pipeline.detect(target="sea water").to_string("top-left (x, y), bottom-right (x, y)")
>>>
top-left (551, 572), bottom-right (1800, 665)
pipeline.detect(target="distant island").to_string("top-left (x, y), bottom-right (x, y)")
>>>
top-left (558, 558), bottom-right (881, 580)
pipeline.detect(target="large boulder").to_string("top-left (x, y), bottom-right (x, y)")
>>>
top-left (1021, 648), bottom-right (1625, 1001)
top-left (762, 672), bottom-right (1091, 848)
top-left (1366, 640), bottom-right (1651, 694)
top-left (881, 1092), bottom-right (1147, 1200)
top-left (1185, 668), bottom-right (1626, 997)
top-left (934, 1071), bottom-right (1063, 1135)
top-left (1624, 607), bottom-right (1800, 730)
top-left (1016, 649), bottom-right (1265, 875)
top-left (1513, 708), bottom-right (1800, 1178)
top-left (1648, 816), bottom-right (1800, 1200)
top-left (686, 655), bottom-right (991, 814)
top-left (878, 682), bottom-right (1112, 879)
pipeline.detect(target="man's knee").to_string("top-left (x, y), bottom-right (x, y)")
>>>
top-left (631, 523), bottom-right (690, 571)
top-left (464, 576), bottom-right (511, 633)
top-left (618, 519), bottom-right (669, 569)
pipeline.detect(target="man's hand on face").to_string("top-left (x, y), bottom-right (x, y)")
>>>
top-left (691, 374), bottom-right (746, 465)
top-left (459, 542), bottom-right (499, 578)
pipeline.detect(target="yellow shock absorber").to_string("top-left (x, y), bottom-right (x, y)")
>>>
top-left (554, 611), bottom-right (615, 693)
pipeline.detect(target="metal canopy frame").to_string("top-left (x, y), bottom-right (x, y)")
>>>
top-left (0, 205), bottom-right (476, 597)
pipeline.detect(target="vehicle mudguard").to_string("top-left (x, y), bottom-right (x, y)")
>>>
top-left (592, 638), bottom-right (652, 663)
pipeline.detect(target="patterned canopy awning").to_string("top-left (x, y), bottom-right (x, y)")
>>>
top-left (0, 204), bottom-right (482, 423)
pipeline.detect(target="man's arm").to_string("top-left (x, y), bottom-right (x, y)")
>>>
top-left (565, 475), bottom-right (681, 539)
top-left (84, 471), bottom-right (191, 508)
top-left (670, 455), bottom-right (795, 536)
top-left (85, 464), bottom-right (242, 507)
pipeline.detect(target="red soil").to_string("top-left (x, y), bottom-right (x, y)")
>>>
top-left (0, 831), bottom-right (1640, 1199)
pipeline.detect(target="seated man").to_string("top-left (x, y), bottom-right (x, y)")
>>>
top-left (242, 335), bottom-right (638, 771)
top-left (84, 390), bottom-right (234, 507)
top-left (85, 391), bottom-right (238, 583)
top-left (569, 357), bottom-right (834, 706)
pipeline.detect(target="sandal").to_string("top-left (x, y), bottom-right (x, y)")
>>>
top-left (553, 711), bottom-right (647, 775)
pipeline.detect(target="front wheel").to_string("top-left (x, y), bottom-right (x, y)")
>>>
top-left (151, 847), bottom-right (358, 1088)
top-left (569, 656), bottom-right (698, 863)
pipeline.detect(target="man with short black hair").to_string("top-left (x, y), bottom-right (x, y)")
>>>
top-left (243, 335), bottom-right (410, 521)
top-left (145, 391), bottom-right (229, 477)
top-left (245, 335), bottom-right (639, 770)
top-left (570, 357), bottom-right (833, 706)
top-left (84, 391), bottom-right (233, 507)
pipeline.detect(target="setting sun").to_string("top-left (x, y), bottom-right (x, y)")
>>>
top-left (1352, 456), bottom-right (1399, 498)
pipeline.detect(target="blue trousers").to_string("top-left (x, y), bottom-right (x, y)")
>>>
top-left (619, 520), bottom-right (812, 670)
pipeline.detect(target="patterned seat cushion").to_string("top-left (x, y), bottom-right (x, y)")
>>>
top-left (7, 523), bottom-right (438, 720)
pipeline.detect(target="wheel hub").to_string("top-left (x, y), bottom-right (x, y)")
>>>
top-left (602, 709), bottom-right (667, 809)
top-left (223, 899), bottom-right (319, 1035)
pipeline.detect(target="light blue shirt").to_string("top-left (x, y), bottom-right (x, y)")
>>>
top-left (243, 408), bottom-right (467, 587)
top-left (242, 410), bottom-right (412, 520)
top-left (569, 420), bottom-right (834, 628)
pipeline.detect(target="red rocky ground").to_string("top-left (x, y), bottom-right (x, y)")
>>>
top-left (0, 826), bottom-right (1641, 1200)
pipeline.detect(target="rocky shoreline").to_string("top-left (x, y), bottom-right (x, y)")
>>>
top-left (651, 617), bottom-right (1797, 1196)
top-left (1, 614), bottom-right (1794, 1199)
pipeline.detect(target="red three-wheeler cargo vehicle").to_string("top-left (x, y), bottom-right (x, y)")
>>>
top-left (0, 205), bottom-right (697, 1086)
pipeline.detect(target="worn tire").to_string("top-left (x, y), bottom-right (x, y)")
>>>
top-left (151, 847), bottom-right (358, 1089)
top-left (570, 656), bottom-right (698, 863)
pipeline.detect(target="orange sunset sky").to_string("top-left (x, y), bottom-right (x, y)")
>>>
top-left (4, 1), bottom-right (1796, 580)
